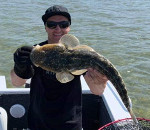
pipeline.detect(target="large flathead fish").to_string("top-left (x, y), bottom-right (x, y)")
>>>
top-left (30, 34), bottom-right (138, 125)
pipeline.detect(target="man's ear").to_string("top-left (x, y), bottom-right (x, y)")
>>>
top-left (45, 26), bottom-right (48, 32)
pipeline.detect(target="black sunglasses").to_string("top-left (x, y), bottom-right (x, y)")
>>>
top-left (46, 21), bottom-right (70, 29)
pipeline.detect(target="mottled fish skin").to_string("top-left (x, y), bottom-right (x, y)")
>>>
top-left (31, 44), bottom-right (129, 109)
top-left (30, 43), bottom-right (138, 124)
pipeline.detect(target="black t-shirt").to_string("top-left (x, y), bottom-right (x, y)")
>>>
top-left (28, 41), bottom-right (82, 130)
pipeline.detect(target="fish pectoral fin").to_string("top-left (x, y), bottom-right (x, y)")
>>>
top-left (32, 45), bottom-right (41, 52)
top-left (71, 69), bottom-right (87, 75)
top-left (34, 63), bottom-right (39, 67)
top-left (56, 72), bottom-right (74, 83)
top-left (59, 34), bottom-right (80, 49)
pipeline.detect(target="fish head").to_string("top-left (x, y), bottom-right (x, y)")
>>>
top-left (30, 45), bottom-right (46, 67)
top-left (30, 44), bottom-right (66, 69)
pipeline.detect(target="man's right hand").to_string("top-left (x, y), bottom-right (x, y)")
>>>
top-left (14, 46), bottom-right (33, 66)
top-left (13, 46), bottom-right (34, 79)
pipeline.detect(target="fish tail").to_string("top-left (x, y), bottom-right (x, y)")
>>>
top-left (129, 108), bottom-right (140, 130)
top-left (129, 108), bottom-right (138, 125)
top-left (128, 97), bottom-right (138, 125)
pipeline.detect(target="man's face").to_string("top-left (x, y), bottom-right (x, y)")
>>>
top-left (45, 15), bottom-right (70, 44)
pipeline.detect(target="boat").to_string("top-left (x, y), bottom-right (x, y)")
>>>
top-left (0, 75), bottom-right (131, 130)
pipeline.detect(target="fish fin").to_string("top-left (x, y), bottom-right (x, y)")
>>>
top-left (59, 34), bottom-right (80, 49)
top-left (34, 63), bottom-right (39, 67)
top-left (128, 97), bottom-right (139, 125)
top-left (73, 45), bottom-right (95, 51)
top-left (129, 108), bottom-right (138, 125)
top-left (56, 72), bottom-right (74, 83)
top-left (71, 69), bottom-right (87, 75)
top-left (32, 44), bottom-right (41, 50)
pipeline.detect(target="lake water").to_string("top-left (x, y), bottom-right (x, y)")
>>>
top-left (0, 0), bottom-right (150, 119)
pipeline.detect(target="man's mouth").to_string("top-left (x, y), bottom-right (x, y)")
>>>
top-left (54, 34), bottom-right (63, 36)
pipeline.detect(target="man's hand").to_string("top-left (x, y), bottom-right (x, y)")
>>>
top-left (14, 46), bottom-right (34, 79)
top-left (14, 46), bottom-right (33, 65)
top-left (84, 68), bottom-right (108, 95)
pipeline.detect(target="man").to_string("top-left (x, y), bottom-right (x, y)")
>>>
top-left (10, 5), bottom-right (108, 130)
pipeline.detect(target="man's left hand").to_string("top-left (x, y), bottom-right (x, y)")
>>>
top-left (84, 68), bottom-right (108, 95)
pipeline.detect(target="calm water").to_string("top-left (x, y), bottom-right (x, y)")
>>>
top-left (0, 0), bottom-right (150, 118)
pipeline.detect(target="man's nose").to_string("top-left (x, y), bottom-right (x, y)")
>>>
top-left (55, 25), bottom-right (61, 31)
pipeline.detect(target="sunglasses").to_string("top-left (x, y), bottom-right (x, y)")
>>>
top-left (46, 21), bottom-right (70, 29)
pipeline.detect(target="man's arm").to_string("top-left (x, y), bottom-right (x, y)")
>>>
top-left (83, 68), bottom-right (108, 95)
top-left (10, 46), bottom-right (34, 87)
top-left (10, 69), bottom-right (27, 87)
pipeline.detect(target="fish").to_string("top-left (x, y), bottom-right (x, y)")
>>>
top-left (30, 34), bottom-right (138, 125)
